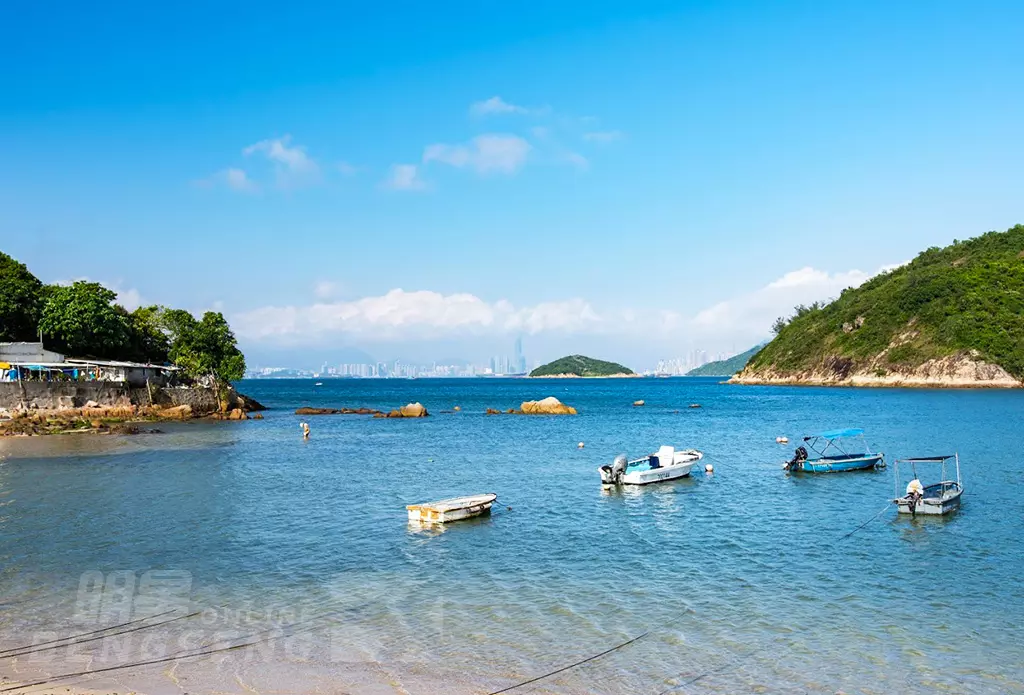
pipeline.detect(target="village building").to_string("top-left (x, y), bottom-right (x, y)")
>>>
top-left (0, 342), bottom-right (177, 386)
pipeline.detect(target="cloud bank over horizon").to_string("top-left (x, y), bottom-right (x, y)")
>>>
top-left (231, 262), bottom-right (901, 367)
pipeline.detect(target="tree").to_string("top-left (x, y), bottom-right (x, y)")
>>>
top-left (169, 311), bottom-right (245, 383)
top-left (0, 251), bottom-right (44, 341)
top-left (124, 305), bottom-right (171, 363)
top-left (39, 281), bottom-right (131, 358)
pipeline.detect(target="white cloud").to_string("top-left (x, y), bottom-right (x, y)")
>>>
top-left (336, 161), bottom-right (358, 176)
top-left (423, 134), bottom-right (531, 175)
top-left (314, 281), bottom-right (340, 299)
top-left (470, 96), bottom-right (529, 116)
top-left (115, 287), bottom-right (145, 312)
top-left (243, 135), bottom-right (319, 188)
top-left (583, 130), bottom-right (622, 143)
top-left (231, 263), bottom-right (899, 356)
top-left (562, 151), bottom-right (589, 170)
top-left (194, 168), bottom-right (258, 192)
top-left (384, 164), bottom-right (427, 191)
top-left (232, 290), bottom-right (605, 343)
top-left (691, 265), bottom-right (892, 340)
top-left (223, 168), bottom-right (257, 192)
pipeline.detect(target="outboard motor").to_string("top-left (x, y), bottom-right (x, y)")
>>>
top-left (784, 446), bottom-right (808, 471)
top-left (600, 454), bottom-right (628, 485)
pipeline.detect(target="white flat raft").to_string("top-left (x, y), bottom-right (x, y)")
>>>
top-left (406, 493), bottom-right (498, 524)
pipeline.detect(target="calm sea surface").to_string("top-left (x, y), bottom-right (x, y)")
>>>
top-left (1, 378), bottom-right (1023, 694)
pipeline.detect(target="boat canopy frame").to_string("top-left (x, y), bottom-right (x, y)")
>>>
top-left (802, 428), bottom-right (872, 459)
top-left (893, 454), bottom-right (961, 499)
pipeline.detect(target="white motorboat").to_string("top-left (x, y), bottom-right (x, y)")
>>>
top-left (599, 446), bottom-right (704, 486)
top-left (892, 454), bottom-right (963, 516)
top-left (406, 493), bottom-right (497, 524)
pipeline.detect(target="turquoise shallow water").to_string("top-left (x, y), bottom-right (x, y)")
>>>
top-left (1, 378), bottom-right (1023, 694)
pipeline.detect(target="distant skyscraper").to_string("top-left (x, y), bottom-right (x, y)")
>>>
top-left (514, 336), bottom-right (525, 373)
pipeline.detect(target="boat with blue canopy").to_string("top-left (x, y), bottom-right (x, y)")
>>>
top-left (783, 428), bottom-right (884, 473)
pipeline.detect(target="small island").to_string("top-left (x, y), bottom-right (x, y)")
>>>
top-left (529, 354), bottom-right (635, 378)
top-left (733, 224), bottom-right (1024, 388)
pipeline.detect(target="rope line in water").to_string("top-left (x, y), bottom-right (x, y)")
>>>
top-left (0, 609), bottom-right (178, 657)
top-left (839, 503), bottom-right (892, 541)
top-left (486, 631), bottom-right (649, 695)
top-left (654, 636), bottom-right (783, 694)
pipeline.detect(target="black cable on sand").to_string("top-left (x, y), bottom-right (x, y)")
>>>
top-left (486, 631), bottom-right (649, 695)
top-left (0, 609), bottom-right (179, 657)
top-left (0, 613), bottom-right (340, 693)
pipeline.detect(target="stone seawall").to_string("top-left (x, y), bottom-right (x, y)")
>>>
top-left (0, 382), bottom-right (223, 414)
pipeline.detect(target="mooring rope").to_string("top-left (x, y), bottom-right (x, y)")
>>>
top-left (838, 503), bottom-right (892, 541)
top-left (0, 611), bottom-right (341, 693)
top-left (486, 631), bottom-right (650, 695)
top-left (0, 609), bottom-right (179, 657)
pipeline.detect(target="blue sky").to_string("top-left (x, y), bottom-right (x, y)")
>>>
top-left (3, 1), bottom-right (1023, 369)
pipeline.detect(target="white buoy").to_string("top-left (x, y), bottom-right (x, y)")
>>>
top-left (776, 436), bottom-right (789, 444)
top-left (705, 463), bottom-right (714, 473)
top-left (577, 442), bottom-right (585, 449)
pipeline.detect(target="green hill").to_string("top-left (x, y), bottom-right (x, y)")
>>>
top-left (687, 345), bottom-right (763, 376)
top-left (738, 224), bottom-right (1024, 385)
top-left (529, 354), bottom-right (634, 377)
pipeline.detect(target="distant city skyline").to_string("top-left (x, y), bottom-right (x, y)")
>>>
top-left (245, 337), bottom-right (736, 377)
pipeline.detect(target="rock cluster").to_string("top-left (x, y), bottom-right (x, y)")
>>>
top-left (485, 397), bottom-right (578, 415)
top-left (372, 402), bottom-right (430, 418)
top-left (519, 397), bottom-right (577, 415)
top-left (294, 407), bottom-right (382, 416)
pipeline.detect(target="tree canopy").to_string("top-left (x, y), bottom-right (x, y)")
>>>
top-left (169, 311), bottom-right (246, 383)
top-left (39, 281), bottom-right (132, 359)
top-left (2, 251), bottom-right (246, 384)
top-left (529, 354), bottom-right (634, 377)
top-left (0, 252), bottom-right (44, 342)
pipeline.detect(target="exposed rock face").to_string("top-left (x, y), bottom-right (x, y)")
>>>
top-left (519, 397), bottom-right (578, 415)
top-left (399, 402), bottom-right (428, 417)
top-left (732, 351), bottom-right (1021, 388)
top-left (485, 408), bottom-right (501, 415)
top-left (157, 404), bottom-right (193, 419)
top-left (233, 392), bottom-right (267, 412)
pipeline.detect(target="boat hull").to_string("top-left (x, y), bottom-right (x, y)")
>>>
top-left (406, 494), bottom-right (497, 524)
top-left (896, 482), bottom-right (962, 515)
top-left (621, 462), bottom-right (697, 485)
top-left (796, 453), bottom-right (884, 473)
top-left (620, 451), bottom-right (704, 485)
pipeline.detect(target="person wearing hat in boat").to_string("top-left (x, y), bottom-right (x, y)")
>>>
top-left (905, 478), bottom-right (924, 515)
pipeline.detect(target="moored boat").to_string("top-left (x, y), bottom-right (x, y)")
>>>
top-left (784, 428), bottom-right (884, 473)
top-left (599, 446), bottom-right (704, 486)
top-left (406, 493), bottom-right (497, 524)
top-left (892, 454), bottom-right (963, 516)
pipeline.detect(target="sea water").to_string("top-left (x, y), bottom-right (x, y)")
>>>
top-left (1, 378), bottom-right (1022, 694)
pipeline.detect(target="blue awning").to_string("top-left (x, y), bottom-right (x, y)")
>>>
top-left (805, 427), bottom-right (863, 440)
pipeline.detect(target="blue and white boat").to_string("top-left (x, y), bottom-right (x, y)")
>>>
top-left (599, 446), bottom-right (704, 485)
top-left (783, 428), bottom-right (884, 473)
